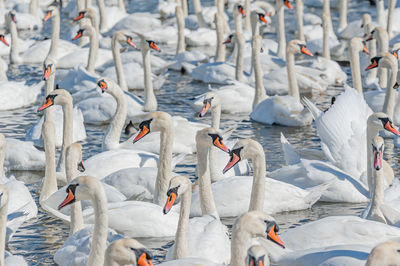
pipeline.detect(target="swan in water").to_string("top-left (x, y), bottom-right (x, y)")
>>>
top-left (366, 241), bottom-right (400, 265)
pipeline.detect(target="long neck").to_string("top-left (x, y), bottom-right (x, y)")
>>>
top-left (10, 19), bottom-right (19, 64)
top-left (387, 0), bottom-right (396, 39)
top-left (366, 123), bottom-right (379, 196)
top-left (215, 13), bottom-right (226, 62)
top-left (322, 14), bottom-right (330, 60)
top-left (338, 0), bottom-right (347, 31)
top-left (29, 0), bottom-right (38, 16)
top-left (376, 0), bottom-right (385, 27)
top-left (97, 0), bottom-right (107, 32)
top-left (153, 125), bottom-right (173, 206)
top-left (377, 30), bottom-right (388, 88)
top-left (253, 35), bottom-right (267, 109)
top-left (323, 0), bottom-right (335, 38)
top-left (65, 155), bottom-right (83, 235)
top-left (45, 67), bottom-right (56, 122)
top-left (0, 143), bottom-right (5, 181)
top-left (176, 7), bottom-right (185, 54)
top-left (181, 0), bottom-right (188, 16)
top-left (40, 122), bottom-right (57, 203)
top-left (295, 0), bottom-right (305, 41)
top-left (117, 0), bottom-right (125, 12)
top-left (211, 106), bottom-right (221, 130)
top-left (112, 38), bottom-right (127, 91)
top-left (87, 29), bottom-right (98, 72)
top-left (370, 167), bottom-right (385, 215)
top-left (0, 196), bottom-right (7, 266)
top-left (87, 183), bottom-right (109, 266)
top-left (77, 0), bottom-right (85, 12)
top-left (248, 149), bottom-right (266, 212)
top-left (196, 144), bottom-right (219, 219)
top-left (102, 84), bottom-right (128, 151)
top-left (366, 24), bottom-right (378, 81)
top-left (251, 14), bottom-right (259, 37)
top-left (230, 224), bottom-right (251, 266)
top-left (142, 45), bottom-right (157, 112)
top-left (90, 14), bottom-right (100, 40)
top-left (193, 0), bottom-right (206, 28)
top-left (235, 34), bottom-right (244, 82)
top-left (233, 11), bottom-right (243, 34)
top-left (276, 0), bottom-right (286, 59)
top-left (243, 0), bottom-right (251, 32)
top-left (382, 62), bottom-right (397, 118)
top-left (349, 40), bottom-right (362, 93)
top-left (48, 10), bottom-right (60, 59)
top-left (174, 187), bottom-right (191, 259)
top-left (286, 49), bottom-right (300, 101)
top-left (57, 100), bottom-right (73, 175)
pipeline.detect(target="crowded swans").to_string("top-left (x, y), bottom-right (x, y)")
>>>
top-left (190, 129), bottom-right (322, 218)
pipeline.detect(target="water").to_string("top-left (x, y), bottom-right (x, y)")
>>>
top-left (2, 0), bottom-right (400, 265)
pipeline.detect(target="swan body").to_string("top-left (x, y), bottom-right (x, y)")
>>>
top-left (0, 80), bottom-right (41, 111)
top-left (57, 47), bottom-right (112, 70)
top-left (4, 138), bottom-right (45, 171)
top-left (105, 12), bottom-right (161, 36)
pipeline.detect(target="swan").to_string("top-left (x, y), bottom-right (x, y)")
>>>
top-left (0, 185), bottom-right (28, 266)
top-left (105, 238), bottom-right (155, 266)
top-left (26, 59), bottom-right (87, 148)
top-left (275, 0), bottom-right (293, 59)
top-left (251, 38), bottom-right (313, 126)
top-left (163, 175), bottom-right (231, 264)
top-left (366, 27), bottom-right (389, 88)
top-left (349, 37), bottom-right (370, 94)
top-left (246, 245), bottom-right (269, 266)
top-left (190, 129), bottom-right (322, 218)
top-left (55, 176), bottom-right (155, 266)
top-left (362, 14), bottom-right (379, 88)
top-left (366, 241), bottom-right (400, 265)
top-left (5, 0), bottom-right (41, 31)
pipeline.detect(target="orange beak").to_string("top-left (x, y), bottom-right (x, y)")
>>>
top-left (72, 31), bottom-right (83, 40)
top-left (267, 225), bottom-right (285, 248)
top-left (58, 188), bottom-right (75, 210)
top-left (366, 34), bottom-right (373, 41)
top-left (384, 121), bottom-right (400, 136)
top-left (223, 152), bottom-right (240, 174)
top-left (393, 51), bottom-right (398, 59)
top-left (78, 160), bottom-right (85, 172)
top-left (284, 0), bottom-right (293, 10)
top-left (37, 97), bottom-right (54, 112)
top-left (98, 80), bottom-right (108, 93)
top-left (0, 35), bottom-right (9, 46)
top-left (373, 149), bottom-right (382, 171)
top-left (365, 60), bottom-right (378, 71)
top-left (199, 101), bottom-right (211, 117)
top-left (213, 137), bottom-right (229, 153)
top-left (363, 43), bottom-right (369, 55)
top-left (73, 12), bottom-right (84, 21)
top-left (163, 192), bottom-right (177, 214)
top-left (259, 15), bottom-right (268, 24)
top-left (149, 41), bottom-right (160, 52)
top-left (127, 38), bottom-right (136, 48)
top-left (301, 45), bottom-right (313, 56)
top-left (133, 125), bottom-right (150, 143)
top-left (43, 66), bottom-right (51, 80)
top-left (238, 6), bottom-right (246, 17)
top-left (43, 11), bottom-right (52, 21)
top-left (223, 36), bottom-right (231, 44)
top-left (137, 253), bottom-right (153, 266)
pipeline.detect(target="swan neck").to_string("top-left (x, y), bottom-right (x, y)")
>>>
top-left (371, 168), bottom-right (385, 212)
top-left (322, 14), bottom-right (330, 60)
top-left (0, 137), bottom-right (5, 179)
top-left (97, 0), bottom-right (107, 32)
top-left (9, 19), bottom-right (19, 64)
top-left (248, 148), bottom-right (266, 212)
top-left (0, 193), bottom-right (7, 266)
top-left (211, 105), bottom-right (221, 130)
top-left (286, 50), bottom-right (299, 101)
top-left (87, 29), bottom-right (98, 72)
top-left (117, 0), bottom-right (126, 12)
top-left (376, 0), bottom-right (385, 27)
top-left (366, 121), bottom-right (379, 195)
top-left (243, 0), bottom-right (251, 32)
top-left (215, 13), bottom-right (226, 62)
top-left (295, 0), bottom-right (305, 41)
top-left (40, 121), bottom-right (57, 203)
top-left (382, 61), bottom-right (397, 118)
top-left (253, 36), bottom-right (266, 109)
top-left (112, 37), bottom-right (127, 91)
top-left (231, 221), bottom-right (252, 266)
top-left (49, 9), bottom-right (60, 59)
top-left (193, 0), bottom-right (206, 28)
top-left (235, 34), bottom-right (244, 82)
top-left (233, 10), bottom-right (243, 34)
top-left (181, 0), bottom-right (188, 16)
top-left (387, 0), bottom-right (396, 38)
top-left (377, 30), bottom-right (389, 88)
top-left (142, 45), bottom-right (157, 112)
top-left (57, 99), bottom-right (73, 175)
top-left (338, 0), bottom-right (347, 31)
top-left (176, 7), bottom-right (185, 54)
top-left (349, 39), bottom-right (362, 93)
top-left (174, 187), bottom-right (191, 259)
top-left (276, 0), bottom-right (286, 59)
top-left (29, 0), bottom-right (38, 16)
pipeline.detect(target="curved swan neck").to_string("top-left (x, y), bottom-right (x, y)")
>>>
top-left (176, 6), bottom-right (185, 54)
top-left (196, 143), bottom-right (219, 219)
top-left (235, 32), bottom-right (244, 82)
top-left (142, 42), bottom-right (158, 112)
top-left (376, 0), bottom-right (385, 28)
top-left (153, 122), bottom-right (173, 206)
top-left (29, 0), bottom-right (39, 16)
top-left (103, 82), bottom-right (127, 151)
top-left (250, 12), bottom-right (259, 37)
top-left (323, 0), bottom-right (336, 39)
top-left (193, 0), bottom-right (206, 28)
top-left (338, 0), bottom-right (347, 31)
top-left (174, 186), bottom-right (191, 259)
top-left (286, 48), bottom-right (300, 101)
top-left (275, 0), bottom-right (286, 59)
top-left (295, 0), bottom-right (305, 41)
top-left (322, 13), bottom-right (330, 60)
top-left (0, 135), bottom-right (5, 178)
top-left (48, 8), bottom-right (60, 59)
top-left (248, 145), bottom-right (266, 212)
top-left (382, 56), bottom-right (398, 118)
top-left (112, 34), bottom-right (128, 91)
top-left (253, 35), bottom-right (267, 109)
top-left (97, 0), bottom-right (107, 32)
top-left (9, 16), bottom-right (19, 64)
top-left (387, 0), bottom-right (396, 39)
top-left (0, 187), bottom-right (7, 266)
top-left (370, 167), bottom-right (385, 214)
top-left (40, 120), bottom-right (57, 203)
top-left (215, 12), bottom-right (226, 62)
top-left (233, 6), bottom-right (243, 34)
top-left (181, 0), bottom-right (188, 16)
top-left (87, 27), bottom-right (98, 72)
top-left (349, 38), bottom-right (362, 93)
top-left (87, 181), bottom-right (108, 266)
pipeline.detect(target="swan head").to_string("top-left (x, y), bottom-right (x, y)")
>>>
top-left (106, 238), bottom-right (153, 266)
top-left (0, 184), bottom-right (8, 209)
top-left (113, 31), bottom-right (137, 49)
top-left (372, 136), bottom-right (384, 171)
top-left (0, 34), bottom-right (8, 47)
top-left (368, 112), bottom-right (399, 136)
top-left (365, 56), bottom-right (381, 70)
top-left (43, 5), bottom-right (58, 21)
top-left (72, 24), bottom-right (95, 41)
top-left (133, 112), bottom-right (172, 143)
top-left (96, 77), bottom-right (120, 94)
top-left (199, 91), bottom-right (220, 117)
top-left (73, 7), bottom-right (96, 22)
top-left (7, 11), bottom-right (16, 24)
top-left (233, 3), bottom-right (246, 18)
top-left (145, 40), bottom-right (161, 52)
top-left (366, 241), bottom-right (400, 265)
top-left (350, 37), bottom-right (369, 55)
top-left (196, 127), bottom-right (230, 153)
top-left (37, 89), bottom-right (72, 112)
top-left (283, 0), bottom-right (293, 10)
top-left (223, 139), bottom-right (263, 174)
top-left (287, 40), bottom-right (313, 57)
top-left (163, 175), bottom-right (191, 214)
top-left (246, 245), bottom-right (270, 266)
top-left (366, 53), bottom-right (397, 71)
top-left (66, 143), bottom-right (85, 173)
top-left (233, 211), bottom-right (285, 249)
top-left (58, 176), bottom-right (103, 209)
top-left (43, 58), bottom-right (56, 81)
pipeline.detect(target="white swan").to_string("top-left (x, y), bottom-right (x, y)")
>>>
top-left (349, 37), bottom-right (370, 94)
top-left (366, 27), bottom-right (389, 88)
top-left (0, 185), bottom-right (28, 266)
top-left (190, 129), bottom-right (322, 218)
top-left (105, 238), bottom-right (155, 266)
top-left (366, 241), bottom-right (400, 265)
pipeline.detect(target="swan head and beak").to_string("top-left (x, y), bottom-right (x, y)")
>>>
top-left (223, 139), bottom-right (264, 174)
top-left (208, 133), bottom-right (229, 152)
top-left (107, 239), bottom-right (153, 266)
top-left (283, 0), bottom-right (293, 10)
top-left (258, 13), bottom-right (270, 24)
top-left (247, 245), bottom-right (269, 266)
top-left (223, 147), bottom-right (243, 174)
top-left (97, 79), bottom-right (108, 93)
top-left (72, 29), bottom-right (84, 40)
top-left (265, 220), bottom-right (285, 248)
top-left (133, 112), bottom-right (173, 143)
top-left (9, 11), bottom-right (17, 23)
top-left (73, 11), bottom-right (86, 21)
top-left (0, 35), bottom-right (9, 46)
top-left (365, 30), bottom-right (375, 41)
top-left (372, 136), bottom-right (384, 171)
top-left (223, 34), bottom-right (233, 44)
top-left (133, 118), bottom-right (153, 143)
top-left (199, 92), bottom-right (219, 117)
top-left (199, 97), bottom-right (213, 117)
top-left (146, 40), bottom-right (161, 52)
top-left (78, 160), bottom-right (85, 172)
top-left (163, 176), bottom-right (191, 214)
top-left (378, 116), bottom-right (400, 135)
top-left (299, 44), bottom-right (313, 57)
top-left (134, 249), bottom-right (153, 266)
top-left (365, 56), bottom-right (382, 70)
top-left (58, 183), bottom-right (79, 209)
top-left (362, 41), bottom-right (369, 55)
top-left (37, 94), bottom-right (57, 112)
top-left (237, 5), bottom-right (246, 17)
top-left (126, 36), bottom-right (137, 48)
top-left (43, 10), bottom-right (53, 21)
top-left (43, 63), bottom-right (53, 80)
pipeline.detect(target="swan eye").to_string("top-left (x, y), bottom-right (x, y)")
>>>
top-left (138, 119), bottom-right (153, 130)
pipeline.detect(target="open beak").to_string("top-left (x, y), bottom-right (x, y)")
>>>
top-left (301, 45), bottom-right (313, 56)
top-left (37, 97), bottom-right (54, 112)
top-left (223, 151), bottom-right (240, 174)
top-left (267, 225), bottom-right (285, 248)
top-left (365, 60), bottom-right (378, 70)
top-left (127, 38), bottom-right (136, 48)
top-left (213, 137), bottom-right (229, 153)
top-left (373, 149), bottom-right (382, 171)
top-left (78, 160), bottom-right (85, 172)
top-left (98, 80), bottom-right (107, 93)
top-left (199, 101), bottom-right (211, 117)
top-left (58, 188), bottom-right (75, 210)
top-left (137, 252), bottom-right (153, 266)
top-left (0, 35), bottom-right (8, 46)
top-left (73, 13), bottom-right (84, 21)
top-left (384, 121), bottom-right (400, 135)
top-left (149, 42), bottom-right (160, 52)
top-left (72, 31), bottom-right (83, 40)
top-left (163, 192), bottom-right (177, 214)
top-left (363, 43), bottom-right (369, 55)
top-left (43, 11), bottom-right (52, 21)
top-left (43, 66), bottom-right (51, 81)
top-left (284, 0), bottom-right (293, 10)
top-left (133, 125), bottom-right (150, 143)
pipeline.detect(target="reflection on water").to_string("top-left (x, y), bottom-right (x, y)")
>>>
top-left (1, 0), bottom-right (400, 265)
